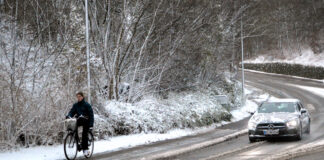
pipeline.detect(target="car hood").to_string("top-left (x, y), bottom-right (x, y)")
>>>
top-left (250, 112), bottom-right (299, 124)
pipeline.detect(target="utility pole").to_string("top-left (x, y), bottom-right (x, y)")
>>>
top-left (85, 0), bottom-right (91, 104)
top-left (241, 14), bottom-right (245, 102)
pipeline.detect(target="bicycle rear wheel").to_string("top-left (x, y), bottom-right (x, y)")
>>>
top-left (84, 132), bottom-right (94, 158)
top-left (64, 133), bottom-right (78, 160)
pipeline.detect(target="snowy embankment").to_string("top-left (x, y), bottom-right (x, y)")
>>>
top-left (98, 92), bottom-right (233, 137)
top-left (245, 49), bottom-right (324, 67)
top-left (94, 76), bottom-right (243, 138)
top-left (0, 85), bottom-right (270, 160)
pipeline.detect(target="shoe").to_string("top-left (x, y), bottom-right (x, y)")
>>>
top-left (83, 149), bottom-right (90, 156)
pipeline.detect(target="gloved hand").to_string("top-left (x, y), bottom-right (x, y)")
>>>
top-left (65, 116), bottom-right (71, 119)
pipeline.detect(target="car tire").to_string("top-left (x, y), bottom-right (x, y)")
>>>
top-left (249, 137), bottom-right (257, 143)
top-left (305, 122), bottom-right (310, 134)
top-left (296, 125), bottom-right (302, 140)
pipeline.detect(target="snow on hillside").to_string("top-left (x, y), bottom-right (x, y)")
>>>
top-left (245, 49), bottom-right (324, 67)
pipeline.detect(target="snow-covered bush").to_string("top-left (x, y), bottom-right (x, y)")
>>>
top-left (93, 80), bottom-right (243, 138)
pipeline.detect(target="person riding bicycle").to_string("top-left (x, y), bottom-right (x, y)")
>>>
top-left (66, 92), bottom-right (94, 156)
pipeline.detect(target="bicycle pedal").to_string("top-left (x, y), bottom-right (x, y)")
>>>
top-left (77, 144), bottom-right (82, 150)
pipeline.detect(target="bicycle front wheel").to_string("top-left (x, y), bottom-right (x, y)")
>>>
top-left (64, 133), bottom-right (78, 160)
top-left (84, 132), bottom-right (94, 158)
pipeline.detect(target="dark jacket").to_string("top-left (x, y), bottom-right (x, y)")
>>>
top-left (68, 99), bottom-right (94, 127)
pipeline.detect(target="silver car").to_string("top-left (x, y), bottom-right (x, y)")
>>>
top-left (248, 99), bottom-right (311, 142)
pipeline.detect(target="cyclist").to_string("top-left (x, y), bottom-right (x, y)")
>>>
top-left (66, 92), bottom-right (94, 156)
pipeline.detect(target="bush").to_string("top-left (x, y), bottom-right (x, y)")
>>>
top-left (94, 90), bottom-right (234, 137)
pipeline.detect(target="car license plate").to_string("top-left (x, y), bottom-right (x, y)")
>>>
top-left (264, 129), bottom-right (279, 135)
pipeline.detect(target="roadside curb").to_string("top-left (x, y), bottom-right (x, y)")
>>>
top-left (140, 129), bottom-right (248, 160)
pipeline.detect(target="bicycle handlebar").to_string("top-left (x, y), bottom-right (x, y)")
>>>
top-left (66, 114), bottom-right (87, 119)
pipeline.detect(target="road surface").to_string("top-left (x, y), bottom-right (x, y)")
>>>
top-left (173, 71), bottom-right (324, 160)
top-left (86, 70), bottom-right (324, 160)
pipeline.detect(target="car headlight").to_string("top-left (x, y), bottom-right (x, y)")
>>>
top-left (248, 121), bottom-right (257, 130)
top-left (286, 119), bottom-right (298, 128)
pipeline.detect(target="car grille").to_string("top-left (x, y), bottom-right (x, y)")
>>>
top-left (257, 123), bottom-right (286, 129)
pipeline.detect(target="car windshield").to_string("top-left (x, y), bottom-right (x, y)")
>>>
top-left (258, 102), bottom-right (296, 113)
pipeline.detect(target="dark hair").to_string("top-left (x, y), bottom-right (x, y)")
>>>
top-left (76, 92), bottom-right (84, 97)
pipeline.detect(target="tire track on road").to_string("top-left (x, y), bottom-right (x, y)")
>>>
top-left (200, 141), bottom-right (266, 160)
top-left (140, 130), bottom-right (248, 160)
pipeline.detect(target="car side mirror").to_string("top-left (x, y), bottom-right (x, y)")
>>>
top-left (301, 109), bottom-right (307, 114)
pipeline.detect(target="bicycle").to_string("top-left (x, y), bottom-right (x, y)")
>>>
top-left (64, 116), bottom-right (94, 160)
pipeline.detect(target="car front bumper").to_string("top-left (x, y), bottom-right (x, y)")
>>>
top-left (249, 128), bottom-right (299, 138)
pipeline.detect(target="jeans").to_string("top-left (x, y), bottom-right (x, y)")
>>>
top-left (76, 117), bottom-right (90, 150)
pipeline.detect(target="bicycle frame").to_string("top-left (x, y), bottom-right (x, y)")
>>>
top-left (66, 129), bottom-right (82, 151)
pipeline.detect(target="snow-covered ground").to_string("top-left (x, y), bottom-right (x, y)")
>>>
top-left (231, 85), bottom-right (277, 122)
top-left (0, 85), bottom-right (272, 160)
top-left (245, 49), bottom-right (324, 67)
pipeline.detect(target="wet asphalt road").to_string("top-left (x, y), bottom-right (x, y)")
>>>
top-left (83, 70), bottom-right (324, 160)
top-left (87, 120), bottom-right (249, 160)
top-left (173, 71), bottom-right (324, 160)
